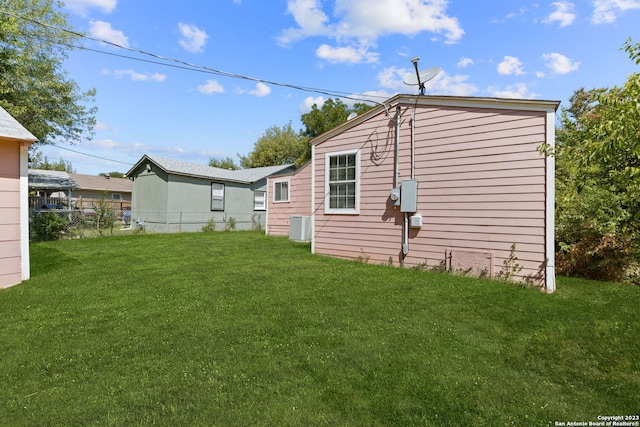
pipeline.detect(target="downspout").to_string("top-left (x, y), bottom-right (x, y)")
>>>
top-left (411, 110), bottom-right (416, 180)
top-left (545, 109), bottom-right (557, 293)
top-left (403, 109), bottom-right (415, 256)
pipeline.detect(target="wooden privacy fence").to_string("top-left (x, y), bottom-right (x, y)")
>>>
top-left (29, 196), bottom-right (131, 211)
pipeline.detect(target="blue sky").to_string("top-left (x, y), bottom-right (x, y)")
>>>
top-left (37, 0), bottom-right (640, 174)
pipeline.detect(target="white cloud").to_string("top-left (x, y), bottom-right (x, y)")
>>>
top-left (94, 121), bottom-right (111, 132)
top-left (488, 83), bottom-right (539, 99)
top-left (316, 44), bottom-right (380, 64)
top-left (242, 82), bottom-right (272, 97)
top-left (497, 56), bottom-right (525, 75)
top-left (424, 71), bottom-right (478, 96)
top-left (377, 66), bottom-right (409, 90)
top-left (64, 0), bottom-right (117, 15)
top-left (491, 6), bottom-right (528, 23)
top-left (198, 80), bottom-right (225, 94)
top-left (89, 20), bottom-right (128, 47)
top-left (83, 139), bottom-right (226, 163)
top-left (178, 23), bottom-right (209, 53)
top-left (592, 0), bottom-right (640, 23)
top-left (104, 69), bottom-right (167, 82)
top-left (457, 57), bottom-right (474, 68)
top-left (542, 52), bottom-right (580, 74)
top-left (544, 1), bottom-right (577, 27)
top-left (299, 96), bottom-right (326, 113)
top-left (376, 67), bottom-right (477, 96)
top-left (279, 0), bottom-right (464, 64)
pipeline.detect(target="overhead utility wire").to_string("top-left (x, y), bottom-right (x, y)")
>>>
top-left (49, 143), bottom-right (134, 166)
top-left (1, 10), bottom-right (390, 104)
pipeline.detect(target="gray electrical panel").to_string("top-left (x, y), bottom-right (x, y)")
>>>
top-left (400, 179), bottom-right (418, 212)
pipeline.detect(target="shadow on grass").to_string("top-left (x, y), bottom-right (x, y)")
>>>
top-left (29, 243), bottom-right (79, 278)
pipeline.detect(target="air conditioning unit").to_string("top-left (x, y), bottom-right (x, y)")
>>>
top-left (289, 216), bottom-right (311, 242)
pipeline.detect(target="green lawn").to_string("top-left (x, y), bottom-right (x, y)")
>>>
top-left (1, 232), bottom-right (638, 426)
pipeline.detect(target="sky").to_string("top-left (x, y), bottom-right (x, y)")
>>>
top-left (34, 0), bottom-right (640, 175)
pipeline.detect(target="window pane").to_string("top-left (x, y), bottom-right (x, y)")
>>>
top-left (211, 183), bottom-right (224, 211)
top-left (254, 191), bottom-right (266, 210)
top-left (275, 181), bottom-right (289, 202)
top-left (327, 153), bottom-right (357, 212)
top-left (275, 183), bottom-right (282, 200)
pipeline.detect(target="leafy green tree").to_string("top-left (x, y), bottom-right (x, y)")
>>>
top-left (99, 171), bottom-right (126, 178)
top-left (553, 39), bottom-right (639, 282)
top-left (0, 0), bottom-right (97, 145)
top-left (239, 122), bottom-right (308, 168)
top-left (29, 149), bottom-right (75, 172)
top-left (300, 98), bottom-right (373, 139)
top-left (208, 156), bottom-right (239, 170)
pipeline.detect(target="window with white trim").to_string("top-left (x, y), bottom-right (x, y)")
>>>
top-left (325, 150), bottom-right (359, 214)
top-left (211, 183), bottom-right (225, 211)
top-left (273, 180), bottom-right (289, 203)
top-left (112, 193), bottom-right (121, 200)
top-left (254, 190), bottom-right (266, 210)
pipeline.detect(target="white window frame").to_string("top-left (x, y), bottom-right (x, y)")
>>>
top-left (324, 149), bottom-right (360, 215)
top-left (273, 179), bottom-right (290, 203)
top-left (254, 190), bottom-right (266, 211)
top-left (211, 182), bottom-right (225, 211)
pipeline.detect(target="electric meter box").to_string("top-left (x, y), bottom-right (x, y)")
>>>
top-left (400, 179), bottom-right (418, 213)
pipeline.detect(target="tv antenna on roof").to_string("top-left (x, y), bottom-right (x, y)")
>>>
top-left (403, 56), bottom-right (440, 95)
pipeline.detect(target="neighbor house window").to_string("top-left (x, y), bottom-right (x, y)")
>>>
top-left (112, 194), bottom-right (121, 200)
top-left (273, 180), bottom-right (289, 203)
top-left (325, 150), bottom-right (359, 214)
top-left (211, 183), bottom-right (225, 211)
top-left (254, 190), bottom-right (266, 210)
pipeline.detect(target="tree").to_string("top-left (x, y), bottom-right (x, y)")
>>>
top-left (99, 171), bottom-right (126, 178)
top-left (208, 156), bottom-right (239, 170)
top-left (0, 0), bottom-right (97, 145)
top-left (553, 39), bottom-right (640, 282)
top-left (29, 149), bottom-right (75, 172)
top-left (300, 98), bottom-right (373, 139)
top-left (239, 122), bottom-right (308, 168)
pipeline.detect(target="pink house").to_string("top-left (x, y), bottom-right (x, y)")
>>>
top-left (0, 107), bottom-right (37, 288)
top-left (275, 94), bottom-right (559, 292)
top-left (266, 162), bottom-right (312, 240)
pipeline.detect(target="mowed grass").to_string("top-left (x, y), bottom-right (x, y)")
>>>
top-left (1, 232), bottom-right (638, 426)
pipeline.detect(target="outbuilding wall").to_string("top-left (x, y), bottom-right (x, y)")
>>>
top-left (130, 163), bottom-right (268, 232)
top-left (312, 100), bottom-right (553, 286)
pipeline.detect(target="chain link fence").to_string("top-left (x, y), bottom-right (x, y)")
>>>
top-left (29, 208), bottom-right (266, 240)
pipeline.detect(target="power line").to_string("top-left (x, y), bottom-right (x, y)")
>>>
top-left (0, 9), bottom-right (390, 105)
top-left (49, 143), bottom-right (134, 166)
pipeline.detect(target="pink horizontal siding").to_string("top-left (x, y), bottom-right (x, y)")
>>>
top-left (0, 142), bottom-right (22, 288)
top-left (266, 163), bottom-right (312, 236)
top-left (313, 103), bottom-right (550, 285)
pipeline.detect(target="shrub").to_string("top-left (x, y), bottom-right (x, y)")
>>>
top-left (224, 216), bottom-right (236, 231)
top-left (31, 211), bottom-right (68, 241)
top-left (201, 217), bottom-right (216, 232)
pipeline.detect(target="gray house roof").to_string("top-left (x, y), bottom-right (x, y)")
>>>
top-left (128, 154), bottom-right (295, 184)
top-left (0, 106), bottom-right (38, 142)
top-left (28, 169), bottom-right (79, 191)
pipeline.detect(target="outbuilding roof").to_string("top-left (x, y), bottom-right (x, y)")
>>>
top-left (0, 106), bottom-right (38, 142)
top-left (128, 154), bottom-right (294, 184)
top-left (28, 169), bottom-right (79, 191)
top-left (69, 173), bottom-right (132, 193)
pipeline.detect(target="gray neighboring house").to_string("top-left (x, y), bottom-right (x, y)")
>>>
top-left (126, 154), bottom-right (294, 233)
